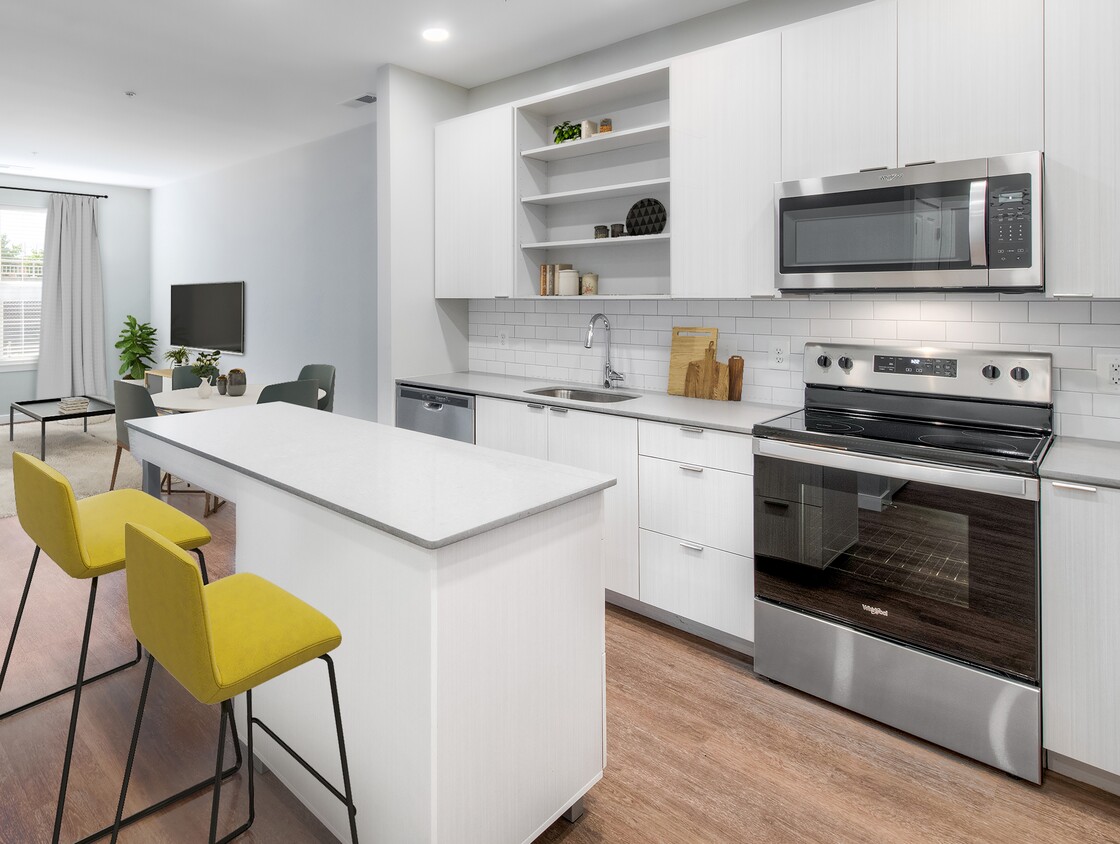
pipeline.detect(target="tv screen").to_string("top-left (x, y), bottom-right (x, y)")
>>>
top-left (170, 282), bottom-right (245, 354)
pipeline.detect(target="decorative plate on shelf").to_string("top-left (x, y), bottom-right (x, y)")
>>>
top-left (626, 198), bottom-right (667, 236)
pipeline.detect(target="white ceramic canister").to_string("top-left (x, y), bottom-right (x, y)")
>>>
top-left (557, 269), bottom-right (580, 296)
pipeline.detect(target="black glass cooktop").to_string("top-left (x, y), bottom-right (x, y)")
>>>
top-left (754, 408), bottom-right (1051, 475)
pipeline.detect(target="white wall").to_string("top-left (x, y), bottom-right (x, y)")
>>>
top-left (151, 123), bottom-right (377, 420)
top-left (0, 176), bottom-right (150, 409)
top-left (376, 65), bottom-right (469, 423)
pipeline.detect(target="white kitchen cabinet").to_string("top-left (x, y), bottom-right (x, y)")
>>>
top-left (1042, 478), bottom-right (1120, 777)
top-left (638, 457), bottom-right (753, 557)
top-left (434, 106), bottom-right (515, 298)
top-left (897, 0), bottom-right (1043, 166)
top-left (475, 396), bottom-right (639, 598)
top-left (1044, 0), bottom-right (1120, 299)
top-left (781, 0), bottom-right (897, 180)
top-left (670, 31), bottom-right (781, 298)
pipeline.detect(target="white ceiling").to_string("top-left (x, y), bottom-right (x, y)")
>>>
top-left (0, 0), bottom-right (745, 189)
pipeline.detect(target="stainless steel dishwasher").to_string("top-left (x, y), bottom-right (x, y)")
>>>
top-left (395, 385), bottom-right (475, 443)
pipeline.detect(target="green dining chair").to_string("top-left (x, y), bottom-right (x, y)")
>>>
top-left (298, 364), bottom-right (336, 412)
top-left (171, 366), bottom-right (201, 390)
top-left (257, 379), bottom-right (318, 408)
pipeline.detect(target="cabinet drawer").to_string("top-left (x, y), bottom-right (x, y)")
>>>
top-left (638, 419), bottom-right (753, 475)
top-left (639, 529), bottom-right (754, 642)
top-left (638, 456), bottom-right (753, 555)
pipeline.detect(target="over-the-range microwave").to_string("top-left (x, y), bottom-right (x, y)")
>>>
top-left (774, 151), bottom-right (1042, 292)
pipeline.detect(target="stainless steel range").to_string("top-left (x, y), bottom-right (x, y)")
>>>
top-left (752, 343), bottom-right (1053, 783)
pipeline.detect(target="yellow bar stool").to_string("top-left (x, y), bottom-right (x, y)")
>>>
top-left (111, 523), bottom-right (360, 844)
top-left (2, 452), bottom-right (233, 844)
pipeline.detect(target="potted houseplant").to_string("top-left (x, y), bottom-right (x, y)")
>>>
top-left (190, 349), bottom-right (221, 398)
top-left (115, 315), bottom-right (157, 380)
top-left (553, 121), bottom-right (581, 144)
top-left (164, 345), bottom-right (191, 367)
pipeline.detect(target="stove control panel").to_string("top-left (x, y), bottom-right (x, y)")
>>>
top-left (874, 355), bottom-right (957, 377)
top-left (804, 343), bottom-right (1052, 404)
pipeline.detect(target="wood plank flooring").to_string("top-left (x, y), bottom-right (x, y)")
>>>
top-left (1, 494), bottom-right (1118, 842)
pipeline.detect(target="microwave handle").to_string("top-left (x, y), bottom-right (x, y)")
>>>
top-left (969, 179), bottom-right (988, 268)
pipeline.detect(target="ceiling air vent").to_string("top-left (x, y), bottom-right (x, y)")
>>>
top-left (341, 94), bottom-right (377, 109)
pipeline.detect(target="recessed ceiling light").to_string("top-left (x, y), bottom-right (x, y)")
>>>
top-left (422, 28), bottom-right (449, 42)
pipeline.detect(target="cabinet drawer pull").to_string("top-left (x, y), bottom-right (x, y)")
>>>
top-left (679, 541), bottom-right (704, 552)
top-left (679, 426), bottom-right (704, 434)
top-left (1051, 293), bottom-right (1094, 299)
top-left (527, 404), bottom-right (545, 410)
top-left (763, 499), bottom-right (790, 510)
top-left (1051, 481), bottom-right (1098, 493)
top-left (549, 406), bottom-right (568, 414)
top-left (679, 464), bottom-right (704, 473)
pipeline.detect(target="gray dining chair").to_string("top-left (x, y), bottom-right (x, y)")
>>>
top-left (111, 380), bottom-right (159, 490)
top-left (171, 366), bottom-right (201, 390)
top-left (298, 364), bottom-right (336, 412)
top-left (258, 379), bottom-right (318, 408)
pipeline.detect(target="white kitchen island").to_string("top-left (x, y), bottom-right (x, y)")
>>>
top-left (126, 403), bottom-right (614, 844)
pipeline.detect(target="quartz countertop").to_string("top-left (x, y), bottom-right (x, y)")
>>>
top-left (127, 403), bottom-right (615, 549)
top-left (1040, 435), bottom-right (1120, 488)
top-left (397, 371), bottom-right (791, 435)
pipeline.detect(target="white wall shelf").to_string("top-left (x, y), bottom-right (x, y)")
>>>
top-left (521, 123), bottom-right (670, 162)
top-left (521, 177), bottom-right (669, 207)
top-left (523, 233), bottom-right (669, 250)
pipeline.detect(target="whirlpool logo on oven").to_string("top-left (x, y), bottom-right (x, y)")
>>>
top-left (861, 604), bottom-right (889, 617)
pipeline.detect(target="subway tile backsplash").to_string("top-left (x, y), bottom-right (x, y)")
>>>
top-left (468, 294), bottom-right (1120, 441)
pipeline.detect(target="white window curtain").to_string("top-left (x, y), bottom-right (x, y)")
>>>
top-left (36, 194), bottom-right (107, 399)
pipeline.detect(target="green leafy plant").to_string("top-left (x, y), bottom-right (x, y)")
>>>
top-left (115, 315), bottom-right (158, 380)
top-left (190, 349), bottom-right (221, 384)
top-left (553, 120), bottom-right (581, 144)
top-left (164, 345), bottom-right (191, 366)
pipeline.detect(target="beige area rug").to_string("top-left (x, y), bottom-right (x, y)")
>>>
top-left (0, 416), bottom-right (142, 518)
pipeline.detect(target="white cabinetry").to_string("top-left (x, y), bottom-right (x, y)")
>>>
top-left (475, 397), bottom-right (639, 597)
top-left (434, 106), bottom-right (514, 298)
top-left (670, 32), bottom-right (781, 299)
top-left (637, 421), bottom-right (755, 642)
top-left (781, 0), bottom-right (897, 180)
top-left (897, 0), bottom-right (1043, 166)
top-left (1044, 0), bottom-right (1120, 299)
top-left (1042, 478), bottom-right (1120, 777)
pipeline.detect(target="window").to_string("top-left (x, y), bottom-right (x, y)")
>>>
top-left (0, 206), bottom-right (46, 363)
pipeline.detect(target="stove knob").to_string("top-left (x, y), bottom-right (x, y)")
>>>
top-left (982, 364), bottom-right (1001, 380)
top-left (838, 356), bottom-right (854, 371)
top-left (1011, 367), bottom-right (1030, 382)
top-left (817, 354), bottom-right (832, 369)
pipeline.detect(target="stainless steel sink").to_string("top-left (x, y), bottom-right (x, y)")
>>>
top-left (524, 387), bottom-right (639, 403)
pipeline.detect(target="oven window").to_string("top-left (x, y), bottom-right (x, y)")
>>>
top-left (780, 180), bottom-right (976, 273)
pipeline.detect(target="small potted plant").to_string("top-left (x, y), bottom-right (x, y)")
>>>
top-left (553, 121), bottom-right (581, 144)
top-left (115, 315), bottom-right (157, 380)
top-left (164, 345), bottom-right (190, 367)
top-left (191, 349), bottom-right (222, 398)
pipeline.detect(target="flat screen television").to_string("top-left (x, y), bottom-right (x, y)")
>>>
top-left (170, 281), bottom-right (245, 354)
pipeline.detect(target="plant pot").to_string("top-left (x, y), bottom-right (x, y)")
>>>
top-left (227, 368), bottom-right (247, 397)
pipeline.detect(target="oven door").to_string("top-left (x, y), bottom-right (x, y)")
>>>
top-left (776, 157), bottom-right (990, 291)
top-left (753, 438), bottom-right (1039, 683)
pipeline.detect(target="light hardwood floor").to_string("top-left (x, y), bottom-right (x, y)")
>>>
top-left (1, 494), bottom-right (1119, 842)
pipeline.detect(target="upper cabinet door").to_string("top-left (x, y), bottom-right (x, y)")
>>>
top-left (670, 32), bottom-right (781, 299)
top-left (781, 0), bottom-right (898, 181)
top-left (434, 106), bottom-right (514, 298)
top-left (898, 0), bottom-right (1043, 166)
top-left (1045, 0), bottom-right (1120, 299)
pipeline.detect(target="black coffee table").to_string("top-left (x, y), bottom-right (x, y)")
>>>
top-left (10, 396), bottom-right (116, 460)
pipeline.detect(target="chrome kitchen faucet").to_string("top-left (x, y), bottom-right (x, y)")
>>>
top-left (585, 313), bottom-right (624, 389)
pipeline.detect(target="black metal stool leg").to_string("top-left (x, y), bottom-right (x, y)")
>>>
top-left (0, 547), bottom-right (40, 697)
top-left (193, 547), bottom-right (210, 585)
top-left (109, 654), bottom-right (155, 843)
top-left (52, 576), bottom-right (100, 844)
top-left (323, 654), bottom-right (360, 843)
top-left (208, 702), bottom-right (230, 844)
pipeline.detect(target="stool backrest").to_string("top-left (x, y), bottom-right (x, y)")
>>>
top-left (12, 453), bottom-right (88, 578)
top-left (298, 364), bottom-right (336, 411)
top-left (114, 379), bottom-right (159, 449)
top-left (258, 379), bottom-right (317, 408)
top-left (172, 366), bottom-right (202, 390)
top-left (125, 523), bottom-right (214, 701)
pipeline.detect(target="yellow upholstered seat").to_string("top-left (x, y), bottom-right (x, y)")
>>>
top-left (110, 525), bottom-right (357, 843)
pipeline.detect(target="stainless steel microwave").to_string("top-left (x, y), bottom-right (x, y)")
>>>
top-left (775, 152), bottom-right (1042, 292)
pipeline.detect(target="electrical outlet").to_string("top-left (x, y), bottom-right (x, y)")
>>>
top-left (498, 330), bottom-right (510, 349)
top-left (1097, 353), bottom-right (1120, 392)
top-left (768, 337), bottom-right (789, 370)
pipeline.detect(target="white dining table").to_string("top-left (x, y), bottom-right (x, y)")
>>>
top-left (152, 384), bottom-right (324, 413)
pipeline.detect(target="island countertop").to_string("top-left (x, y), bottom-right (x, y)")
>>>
top-left (127, 402), bottom-right (615, 549)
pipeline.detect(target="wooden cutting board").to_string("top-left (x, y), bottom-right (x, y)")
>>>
top-left (684, 341), bottom-right (730, 401)
top-left (668, 326), bottom-right (719, 396)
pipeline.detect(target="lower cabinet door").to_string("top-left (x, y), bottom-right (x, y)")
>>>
top-left (639, 529), bottom-right (754, 642)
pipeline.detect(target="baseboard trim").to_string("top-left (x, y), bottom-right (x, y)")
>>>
top-left (1046, 751), bottom-right (1120, 797)
top-left (605, 591), bottom-right (754, 657)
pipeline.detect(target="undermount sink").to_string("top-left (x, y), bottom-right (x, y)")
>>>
top-left (524, 387), bottom-right (639, 403)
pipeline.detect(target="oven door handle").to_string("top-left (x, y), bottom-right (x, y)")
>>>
top-left (753, 438), bottom-right (1038, 501)
top-left (969, 178), bottom-right (989, 268)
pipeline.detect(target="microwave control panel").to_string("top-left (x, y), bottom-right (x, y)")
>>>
top-left (989, 174), bottom-right (1032, 268)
